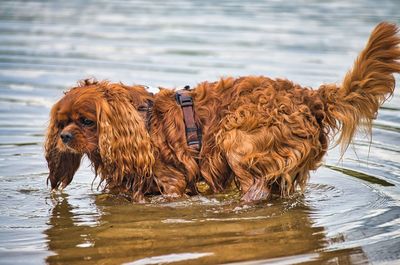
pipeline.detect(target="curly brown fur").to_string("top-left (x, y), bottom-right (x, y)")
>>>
top-left (45, 22), bottom-right (400, 202)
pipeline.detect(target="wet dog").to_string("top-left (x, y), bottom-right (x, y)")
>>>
top-left (45, 22), bottom-right (400, 202)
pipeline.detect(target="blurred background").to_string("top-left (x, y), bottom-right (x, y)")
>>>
top-left (0, 1), bottom-right (399, 264)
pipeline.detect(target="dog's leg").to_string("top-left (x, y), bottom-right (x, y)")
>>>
top-left (241, 177), bottom-right (271, 202)
top-left (154, 162), bottom-right (188, 198)
top-left (226, 151), bottom-right (271, 202)
top-left (221, 130), bottom-right (272, 202)
top-left (221, 128), bottom-right (314, 202)
top-left (200, 150), bottom-right (233, 192)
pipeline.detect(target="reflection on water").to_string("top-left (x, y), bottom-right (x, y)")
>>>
top-left (45, 191), bottom-right (367, 265)
top-left (1, 0), bottom-right (400, 264)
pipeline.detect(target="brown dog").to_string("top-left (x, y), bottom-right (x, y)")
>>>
top-left (45, 22), bottom-right (400, 202)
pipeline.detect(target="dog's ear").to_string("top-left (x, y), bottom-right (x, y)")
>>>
top-left (45, 102), bottom-right (82, 190)
top-left (96, 85), bottom-right (155, 200)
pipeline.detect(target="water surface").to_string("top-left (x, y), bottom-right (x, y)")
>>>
top-left (0, 1), bottom-right (400, 264)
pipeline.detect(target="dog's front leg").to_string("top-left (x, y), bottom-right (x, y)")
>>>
top-left (154, 163), bottom-right (188, 199)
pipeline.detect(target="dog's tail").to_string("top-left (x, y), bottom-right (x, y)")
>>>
top-left (318, 22), bottom-right (400, 153)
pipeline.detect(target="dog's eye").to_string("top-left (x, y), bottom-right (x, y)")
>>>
top-left (57, 120), bottom-right (67, 129)
top-left (80, 117), bottom-right (95, 127)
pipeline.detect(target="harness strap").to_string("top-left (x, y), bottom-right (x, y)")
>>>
top-left (137, 99), bottom-right (153, 131)
top-left (175, 86), bottom-right (202, 151)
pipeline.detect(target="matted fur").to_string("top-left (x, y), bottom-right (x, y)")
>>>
top-left (45, 22), bottom-right (400, 202)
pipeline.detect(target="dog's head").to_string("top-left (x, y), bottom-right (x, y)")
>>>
top-left (51, 83), bottom-right (100, 154)
top-left (45, 79), bottom-right (155, 199)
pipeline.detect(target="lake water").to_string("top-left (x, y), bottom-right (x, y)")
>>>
top-left (0, 0), bottom-right (400, 264)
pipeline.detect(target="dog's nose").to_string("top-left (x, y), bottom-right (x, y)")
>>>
top-left (60, 132), bottom-right (73, 144)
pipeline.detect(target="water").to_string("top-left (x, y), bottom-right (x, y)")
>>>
top-left (0, 0), bottom-right (400, 264)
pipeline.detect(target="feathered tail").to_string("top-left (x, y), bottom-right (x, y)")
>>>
top-left (318, 22), bottom-right (400, 152)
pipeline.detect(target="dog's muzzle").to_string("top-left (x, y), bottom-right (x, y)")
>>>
top-left (60, 132), bottom-right (73, 144)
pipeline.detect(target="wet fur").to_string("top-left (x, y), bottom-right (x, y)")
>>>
top-left (45, 22), bottom-right (400, 202)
